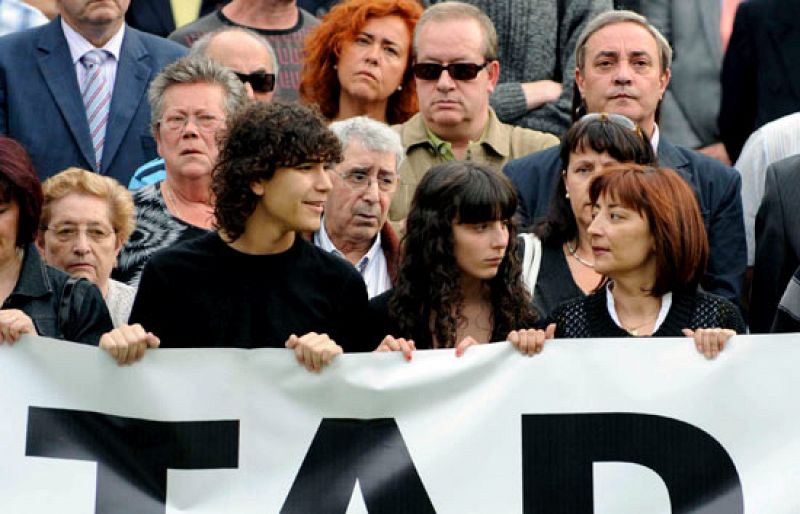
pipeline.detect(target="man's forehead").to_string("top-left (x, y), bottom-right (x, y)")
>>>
top-left (339, 145), bottom-right (397, 173)
top-left (415, 18), bottom-right (483, 61)
top-left (206, 33), bottom-right (274, 70)
top-left (586, 22), bottom-right (658, 55)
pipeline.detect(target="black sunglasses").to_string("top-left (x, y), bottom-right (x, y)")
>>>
top-left (234, 70), bottom-right (276, 93)
top-left (412, 61), bottom-right (490, 81)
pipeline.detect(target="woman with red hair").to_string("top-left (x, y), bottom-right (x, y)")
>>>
top-left (300, 0), bottom-right (422, 125)
top-left (549, 164), bottom-right (745, 359)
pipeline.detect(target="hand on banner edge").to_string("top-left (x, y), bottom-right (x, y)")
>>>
top-left (507, 323), bottom-right (556, 356)
top-left (285, 332), bottom-right (343, 373)
top-left (374, 335), bottom-right (416, 361)
top-left (100, 323), bottom-right (160, 366)
top-left (682, 327), bottom-right (736, 360)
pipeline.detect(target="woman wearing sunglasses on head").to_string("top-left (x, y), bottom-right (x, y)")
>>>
top-left (300, 0), bottom-right (422, 124)
top-left (529, 113), bottom-right (656, 320)
top-left (370, 161), bottom-right (554, 359)
top-left (549, 164), bottom-right (745, 359)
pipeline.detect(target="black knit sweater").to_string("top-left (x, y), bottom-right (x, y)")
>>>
top-left (549, 289), bottom-right (746, 338)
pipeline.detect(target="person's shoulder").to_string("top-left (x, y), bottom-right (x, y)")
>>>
top-left (0, 16), bottom-right (52, 52)
top-left (503, 145), bottom-right (561, 178)
top-left (391, 113), bottom-right (424, 147)
top-left (670, 143), bottom-right (740, 183)
top-left (126, 25), bottom-right (187, 59)
top-left (297, 238), bottom-right (363, 282)
top-left (769, 154), bottom-right (800, 179)
top-left (297, 7), bottom-right (320, 27)
top-left (506, 123), bottom-right (560, 154)
top-left (168, 10), bottom-right (220, 45)
top-left (145, 231), bottom-right (220, 270)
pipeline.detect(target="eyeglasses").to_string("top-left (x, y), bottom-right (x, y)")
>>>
top-left (336, 169), bottom-right (399, 193)
top-left (160, 113), bottom-right (223, 132)
top-left (234, 70), bottom-right (276, 93)
top-left (578, 112), bottom-right (641, 134)
top-left (45, 224), bottom-right (115, 243)
top-left (412, 61), bottom-right (490, 81)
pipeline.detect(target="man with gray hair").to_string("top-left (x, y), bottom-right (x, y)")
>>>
top-left (129, 26), bottom-right (277, 189)
top-left (388, 1), bottom-right (558, 222)
top-left (504, 9), bottom-right (746, 307)
top-left (314, 116), bottom-right (403, 298)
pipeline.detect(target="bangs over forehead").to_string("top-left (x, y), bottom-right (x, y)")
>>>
top-left (562, 118), bottom-right (655, 167)
top-left (588, 164), bottom-right (653, 217)
top-left (451, 164), bottom-right (517, 224)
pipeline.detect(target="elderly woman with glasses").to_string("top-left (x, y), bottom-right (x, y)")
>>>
top-left (528, 113), bottom-right (656, 320)
top-left (0, 138), bottom-right (111, 345)
top-left (112, 56), bottom-right (248, 286)
top-left (38, 168), bottom-right (136, 328)
top-left (300, 0), bottom-right (422, 124)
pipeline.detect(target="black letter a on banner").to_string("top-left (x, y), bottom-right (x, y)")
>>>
top-left (25, 406), bottom-right (239, 514)
top-left (522, 413), bottom-right (744, 513)
top-left (281, 418), bottom-right (435, 514)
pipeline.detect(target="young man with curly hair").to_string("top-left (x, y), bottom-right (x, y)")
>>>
top-left (105, 103), bottom-right (372, 371)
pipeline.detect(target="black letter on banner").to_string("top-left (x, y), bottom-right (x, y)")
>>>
top-left (281, 418), bottom-right (435, 513)
top-left (25, 406), bottom-right (239, 514)
top-left (522, 413), bottom-right (743, 513)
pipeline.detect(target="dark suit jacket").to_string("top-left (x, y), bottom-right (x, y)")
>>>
top-left (126, 0), bottom-right (221, 38)
top-left (0, 19), bottom-right (186, 185)
top-left (751, 154), bottom-right (800, 333)
top-left (719, 0), bottom-right (800, 161)
top-left (504, 137), bottom-right (746, 306)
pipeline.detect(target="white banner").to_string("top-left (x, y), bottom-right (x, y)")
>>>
top-left (1, 334), bottom-right (799, 513)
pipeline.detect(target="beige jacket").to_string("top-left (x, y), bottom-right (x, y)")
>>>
top-left (389, 109), bottom-right (559, 221)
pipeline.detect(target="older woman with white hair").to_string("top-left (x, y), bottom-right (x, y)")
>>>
top-left (38, 168), bottom-right (136, 327)
top-left (113, 55), bottom-right (249, 286)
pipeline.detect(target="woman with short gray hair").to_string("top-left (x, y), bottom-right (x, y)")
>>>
top-left (114, 56), bottom-right (249, 286)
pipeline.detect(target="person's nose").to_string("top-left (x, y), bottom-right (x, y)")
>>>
top-left (73, 230), bottom-right (91, 255)
top-left (613, 60), bottom-right (632, 85)
top-left (435, 68), bottom-right (456, 91)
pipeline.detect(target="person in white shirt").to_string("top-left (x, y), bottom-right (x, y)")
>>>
top-left (314, 116), bottom-right (403, 298)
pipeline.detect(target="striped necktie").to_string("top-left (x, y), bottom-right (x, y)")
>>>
top-left (80, 49), bottom-right (111, 171)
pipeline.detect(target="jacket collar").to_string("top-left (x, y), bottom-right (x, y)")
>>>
top-left (403, 108), bottom-right (508, 159)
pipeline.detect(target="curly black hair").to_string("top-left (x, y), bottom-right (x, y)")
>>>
top-left (535, 114), bottom-right (656, 244)
top-left (389, 161), bottom-right (538, 348)
top-left (212, 102), bottom-right (343, 240)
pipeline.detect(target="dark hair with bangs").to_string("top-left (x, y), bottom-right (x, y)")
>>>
top-left (389, 161), bottom-right (538, 348)
top-left (589, 164), bottom-right (708, 296)
top-left (535, 114), bottom-right (656, 243)
top-left (0, 137), bottom-right (42, 247)
top-left (212, 102), bottom-right (342, 240)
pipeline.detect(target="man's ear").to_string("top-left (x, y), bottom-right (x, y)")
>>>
top-left (486, 60), bottom-right (500, 94)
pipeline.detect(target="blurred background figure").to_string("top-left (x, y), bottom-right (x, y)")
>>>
top-left (38, 168), bottom-right (135, 327)
top-left (169, 0), bottom-right (319, 102)
top-left (126, 0), bottom-right (221, 38)
top-left (300, 0), bottom-right (422, 124)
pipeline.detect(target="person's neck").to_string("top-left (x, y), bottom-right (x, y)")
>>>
top-left (162, 176), bottom-right (214, 229)
top-left (97, 278), bottom-right (109, 298)
top-left (610, 274), bottom-right (660, 319)
top-left (225, 207), bottom-right (295, 255)
top-left (166, 174), bottom-right (211, 203)
top-left (66, 18), bottom-right (122, 47)
top-left (222, 0), bottom-right (298, 30)
top-left (429, 115), bottom-right (487, 160)
top-left (336, 94), bottom-right (389, 124)
top-left (326, 222), bottom-right (374, 265)
top-left (573, 225), bottom-right (595, 264)
top-left (460, 274), bottom-right (487, 305)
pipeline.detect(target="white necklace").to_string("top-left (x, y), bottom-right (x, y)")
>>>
top-left (567, 240), bottom-right (595, 268)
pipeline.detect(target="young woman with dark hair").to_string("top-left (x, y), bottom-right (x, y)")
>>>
top-left (370, 161), bottom-right (553, 358)
top-left (550, 164), bottom-right (744, 359)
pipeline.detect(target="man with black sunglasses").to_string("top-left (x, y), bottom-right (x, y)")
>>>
top-left (387, 1), bottom-right (558, 223)
top-left (128, 27), bottom-right (277, 189)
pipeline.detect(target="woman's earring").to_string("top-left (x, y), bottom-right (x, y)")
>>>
top-left (565, 190), bottom-right (570, 199)
top-left (397, 85), bottom-right (402, 91)
top-left (333, 63), bottom-right (337, 70)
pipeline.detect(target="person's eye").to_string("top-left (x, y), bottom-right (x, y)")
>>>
top-left (377, 174), bottom-right (395, 186)
top-left (348, 171), bottom-right (369, 183)
top-left (88, 228), bottom-right (108, 239)
top-left (384, 46), bottom-right (399, 57)
top-left (596, 60), bottom-right (613, 68)
top-left (575, 166), bottom-right (592, 174)
top-left (472, 223), bottom-right (489, 232)
top-left (609, 211), bottom-right (624, 221)
top-left (56, 227), bottom-right (77, 238)
top-left (355, 35), bottom-right (371, 45)
top-left (198, 114), bottom-right (217, 124)
top-left (167, 115), bottom-right (185, 124)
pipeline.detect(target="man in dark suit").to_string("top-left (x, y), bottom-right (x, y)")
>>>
top-left (504, 10), bottom-right (746, 306)
top-left (0, 0), bottom-right (186, 185)
top-left (750, 155), bottom-right (800, 333)
top-left (719, 0), bottom-right (800, 162)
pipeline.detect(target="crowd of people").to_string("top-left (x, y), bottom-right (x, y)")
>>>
top-left (0, 0), bottom-right (795, 374)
